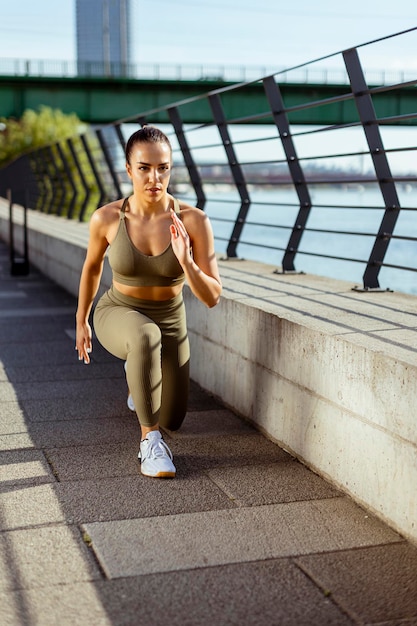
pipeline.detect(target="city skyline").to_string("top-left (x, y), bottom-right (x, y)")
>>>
top-left (0, 1), bottom-right (416, 74)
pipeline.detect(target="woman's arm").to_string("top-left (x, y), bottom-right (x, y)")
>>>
top-left (75, 211), bottom-right (110, 363)
top-left (170, 207), bottom-right (222, 308)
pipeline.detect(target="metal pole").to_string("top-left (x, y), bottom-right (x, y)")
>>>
top-left (263, 75), bottom-right (312, 273)
top-left (168, 106), bottom-right (206, 210)
top-left (208, 93), bottom-right (251, 259)
top-left (8, 188), bottom-right (29, 276)
top-left (8, 188), bottom-right (14, 265)
top-left (344, 47), bottom-right (400, 290)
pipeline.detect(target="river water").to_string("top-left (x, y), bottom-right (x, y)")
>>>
top-left (184, 185), bottom-right (417, 295)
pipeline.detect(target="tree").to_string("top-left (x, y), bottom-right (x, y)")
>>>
top-left (0, 107), bottom-right (112, 220)
top-left (0, 106), bottom-right (86, 167)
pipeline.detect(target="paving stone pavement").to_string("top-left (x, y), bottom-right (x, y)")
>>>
top-left (1, 239), bottom-right (417, 626)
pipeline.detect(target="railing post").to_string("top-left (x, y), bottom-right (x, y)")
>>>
top-left (30, 148), bottom-right (46, 212)
top-left (263, 75), bottom-right (312, 273)
top-left (80, 134), bottom-right (107, 208)
top-left (168, 106), bottom-right (206, 210)
top-left (45, 146), bottom-right (66, 216)
top-left (56, 142), bottom-right (77, 219)
top-left (67, 137), bottom-right (91, 222)
top-left (8, 188), bottom-right (29, 276)
top-left (343, 47), bottom-right (401, 290)
top-left (8, 189), bottom-right (13, 264)
top-left (114, 123), bottom-right (127, 152)
top-left (208, 93), bottom-right (251, 259)
top-left (41, 147), bottom-right (59, 215)
top-left (96, 129), bottom-right (123, 199)
top-left (26, 154), bottom-right (40, 211)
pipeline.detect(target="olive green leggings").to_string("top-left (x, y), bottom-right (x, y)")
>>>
top-left (93, 285), bottom-right (190, 429)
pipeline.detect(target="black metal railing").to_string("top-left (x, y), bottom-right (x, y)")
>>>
top-left (1, 28), bottom-right (416, 293)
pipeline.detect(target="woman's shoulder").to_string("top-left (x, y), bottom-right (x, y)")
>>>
top-left (176, 200), bottom-right (213, 238)
top-left (90, 198), bottom-right (125, 226)
top-left (88, 199), bottom-right (126, 243)
top-left (176, 200), bottom-right (205, 222)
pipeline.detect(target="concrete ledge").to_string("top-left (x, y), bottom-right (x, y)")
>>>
top-left (2, 199), bottom-right (417, 544)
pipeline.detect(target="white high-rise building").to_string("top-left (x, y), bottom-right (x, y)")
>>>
top-left (76, 0), bottom-right (133, 76)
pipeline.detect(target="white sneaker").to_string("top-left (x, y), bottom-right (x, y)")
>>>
top-left (124, 362), bottom-right (135, 411)
top-left (138, 431), bottom-right (176, 478)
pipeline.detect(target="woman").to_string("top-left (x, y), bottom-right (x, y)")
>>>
top-left (75, 126), bottom-right (221, 478)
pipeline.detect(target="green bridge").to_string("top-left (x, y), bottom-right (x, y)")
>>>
top-left (1, 74), bottom-right (415, 125)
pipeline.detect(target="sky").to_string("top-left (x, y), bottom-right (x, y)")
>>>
top-left (0, 0), bottom-right (416, 74)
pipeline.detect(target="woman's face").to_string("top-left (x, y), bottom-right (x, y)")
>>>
top-left (126, 140), bottom-right (172, 202)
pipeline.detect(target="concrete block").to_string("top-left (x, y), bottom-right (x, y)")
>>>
top-left (0, 449), bottom-right (55, 487)
top-left (83, 497), bottom-right (401, 579)
top-left (0, 432), bottom-right (35, 452)
top-left (0, 484), bottom-right (66, 530)
top-left (296, 542), bottom-right (417, 624)
top-left (206, 460), bottom-right (341, 506)
top-left (0, 582), bottom-right (113, 626)
top-left (73, 560), bottom-right (353, 626)
top-left (0, 525), bottom-right (100, 590)
top-left (55, 473), bottom-right (236, 524)
top-left (0, 403), bottom-right (27, 435)
top-left (19, 416), bottom-right (139, 448)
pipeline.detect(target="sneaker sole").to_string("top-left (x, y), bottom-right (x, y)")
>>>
top-left (141, 469), bottom-right (176, 479)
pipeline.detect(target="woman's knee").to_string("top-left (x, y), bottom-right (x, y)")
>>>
top-left (129, 320), bottom-right (162, 353)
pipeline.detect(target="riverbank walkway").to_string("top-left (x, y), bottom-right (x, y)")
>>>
top-left (1, 237), bottom-right (417, 625)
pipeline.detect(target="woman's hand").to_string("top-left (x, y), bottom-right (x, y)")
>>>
top-left (169, 206), bottom-right (222, 308)
top-left (170, 209), bottom-right (191, 266)
top-left (76, 320), bottom-right (92, 364)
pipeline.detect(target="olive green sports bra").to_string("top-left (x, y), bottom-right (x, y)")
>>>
top-left (107, 197), bottom-right (185, 288)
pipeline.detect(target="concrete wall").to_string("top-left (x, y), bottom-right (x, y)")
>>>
top-left (2, 202), bottom-right (417, 545)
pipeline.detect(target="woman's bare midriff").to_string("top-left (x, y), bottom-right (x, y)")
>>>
top-left (113, 280), bottom-right (183, 301)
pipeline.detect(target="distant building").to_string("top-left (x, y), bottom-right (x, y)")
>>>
top-left (76, 0), bottom-right (133, 76)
